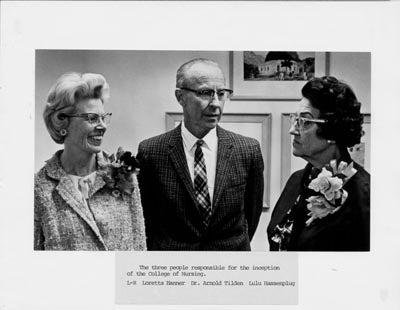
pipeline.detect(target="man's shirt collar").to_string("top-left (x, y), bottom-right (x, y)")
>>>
top-left (181, 122), bottom-right (218, 151)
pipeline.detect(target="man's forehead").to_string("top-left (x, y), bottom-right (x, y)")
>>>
top-left (185, 63), bottom-right (225, 81)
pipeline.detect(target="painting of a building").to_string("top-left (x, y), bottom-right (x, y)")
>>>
top-left (244, 51), bottom-right (315, 81)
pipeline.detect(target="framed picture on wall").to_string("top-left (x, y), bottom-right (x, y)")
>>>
top-left (230, 51), bottom-right (328, 100)
top-left (166, 112), bottom-right (272, 209)
top-left (280, 113), bottom-right (371, 188)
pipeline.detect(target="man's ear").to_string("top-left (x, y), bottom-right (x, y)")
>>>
top-left (175, 89), bottom-right (185, 107)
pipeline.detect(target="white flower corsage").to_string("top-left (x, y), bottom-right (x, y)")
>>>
top-left (305, 160), bottom-right (357, 226)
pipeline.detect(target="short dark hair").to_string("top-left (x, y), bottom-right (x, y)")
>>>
top-left (301, 76), bottom-right (364, 148)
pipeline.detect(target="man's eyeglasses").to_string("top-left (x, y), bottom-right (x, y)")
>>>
top-left (178, 87), bottom-right (233, 101)
top-left (66, 113), bottom-right (112, 125)
top-left (289, 113), bottom-right (327, 131)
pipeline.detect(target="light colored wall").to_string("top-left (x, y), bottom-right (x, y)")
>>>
top-left (330, 52), bottom-right (371, 113)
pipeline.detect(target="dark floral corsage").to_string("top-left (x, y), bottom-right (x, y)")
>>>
top-left (98, 147), bottom-right (140, 198)
top-left (305, 160), bottom-right (357, 226)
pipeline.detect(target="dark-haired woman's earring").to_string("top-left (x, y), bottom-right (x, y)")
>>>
top-left (60, 128), bottom-right (68, 136)
top-left (327, 140), bottom-right (336, 144)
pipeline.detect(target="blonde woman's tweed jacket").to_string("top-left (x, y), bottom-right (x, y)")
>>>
top-left (34, 150), bottom-right (147, 251)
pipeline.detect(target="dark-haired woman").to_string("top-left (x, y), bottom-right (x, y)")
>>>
top-left (267, 76), bottom-right (370, 251)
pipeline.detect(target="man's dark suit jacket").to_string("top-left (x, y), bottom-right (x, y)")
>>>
top-left (137, 125), bottom-right (264, 251)
top-left (267, 161), bottom-right (370, 251)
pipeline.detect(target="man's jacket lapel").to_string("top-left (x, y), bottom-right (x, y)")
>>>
top-left (168, 126), bottom-right (199, 210)
top-left (212, 126), bottom-right (234, 209)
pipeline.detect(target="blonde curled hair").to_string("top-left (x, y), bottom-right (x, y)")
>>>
top-left (43, 72), bottom-right (110, 144)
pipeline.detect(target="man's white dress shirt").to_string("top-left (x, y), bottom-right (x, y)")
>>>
top-left (181, 122), bottom-right (218, 205)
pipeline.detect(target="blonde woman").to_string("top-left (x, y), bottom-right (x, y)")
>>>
top-left (34, 72), bottom-right (146, 250)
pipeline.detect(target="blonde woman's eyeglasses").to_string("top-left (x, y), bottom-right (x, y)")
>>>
top-left (66, 113), bottom-right (112, 125)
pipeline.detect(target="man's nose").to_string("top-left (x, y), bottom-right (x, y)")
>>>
top-left (208, 92), bottom-right (221, 107)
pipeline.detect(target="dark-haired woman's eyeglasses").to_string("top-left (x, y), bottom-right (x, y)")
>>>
top-left (289, 113), bottom-right (327, 131)
top-left (66, 113), bottom-right (112, 125)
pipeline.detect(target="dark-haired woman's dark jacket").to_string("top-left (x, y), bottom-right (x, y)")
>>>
top-left (267, 161), bottom-right (370, 251)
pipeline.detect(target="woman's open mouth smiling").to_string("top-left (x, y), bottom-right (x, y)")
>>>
top-left (88, 135), bottom-right (103, 146)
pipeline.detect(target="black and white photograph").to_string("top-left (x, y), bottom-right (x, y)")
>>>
top-left (34, 50), bottom-right (371, 253)
top-left (1, 1), bottom-right (400, 309)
